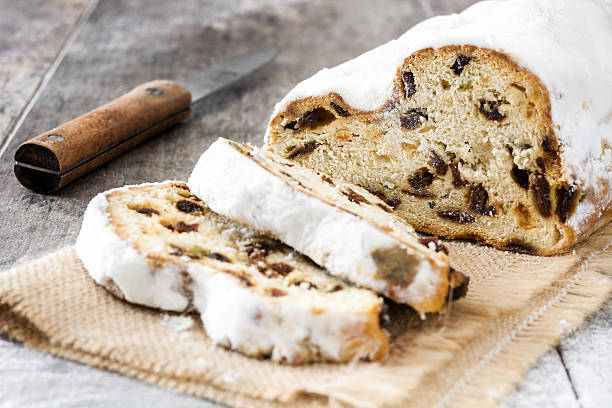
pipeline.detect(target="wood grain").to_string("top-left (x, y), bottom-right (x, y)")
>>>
top-left (0, 0), bottom-right (93, 149)
top-left (0, 0), bottom-right (609, 407)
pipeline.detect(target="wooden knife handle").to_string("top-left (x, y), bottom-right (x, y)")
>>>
top-left (14, 79), bottom-right (191, 193)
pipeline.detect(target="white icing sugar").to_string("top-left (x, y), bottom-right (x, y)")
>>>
top-left (188, 138), bottom-right (446, 309)
top-left (267, 0), bottom-right (612, 230)
top-left (75, 181), bottom-right (385, 362)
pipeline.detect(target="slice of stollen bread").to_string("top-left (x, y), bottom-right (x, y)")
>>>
top-left (188, 138), bottom-right (466, 314)
top-left (75, 181), bottom-right (389, 364)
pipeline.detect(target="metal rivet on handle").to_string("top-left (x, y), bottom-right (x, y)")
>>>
top-left (146, 88), bottom-right (163, 95)
top-left (47, 134), bottom-right (64, 141)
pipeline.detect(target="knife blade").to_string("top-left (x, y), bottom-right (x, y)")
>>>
top-left (13, 47), bottom-right (277, 194)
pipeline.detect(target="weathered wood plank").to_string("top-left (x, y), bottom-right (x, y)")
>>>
top-left (0, 0), bottom-right (426, 406)
top-left (0, 0), bottom-right (93, 150)
top-left (557, 299), bottom-right (612, 408)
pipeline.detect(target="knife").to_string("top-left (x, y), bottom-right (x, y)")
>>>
top-left (13, 47), bottom-right (277, 194)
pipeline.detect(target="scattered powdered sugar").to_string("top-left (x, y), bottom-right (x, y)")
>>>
top-left (558, 319), bottom-right (573, 335)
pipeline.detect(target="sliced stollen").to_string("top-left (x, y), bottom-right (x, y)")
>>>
top-left (188, 138), bottom-right (463, 315)
top-left (264, 0), bottom-right (612, 255)
top-left (75, 181), bottom-right (389, 364)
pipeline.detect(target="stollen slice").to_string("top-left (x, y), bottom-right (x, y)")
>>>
top-left (75, 181), bottom-right (389, 364)
top-left (188, 138), bottom-right (465, 314)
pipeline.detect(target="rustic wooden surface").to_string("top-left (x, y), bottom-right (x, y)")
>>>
top-left (0, 0), bottom-right (609, 407)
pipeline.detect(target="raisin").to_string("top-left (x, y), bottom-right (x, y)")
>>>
top-left (418, 237), bottom-right (449, 255)
top-left (328, 284), bottom-right (343, 292)
top-left (530, 173), bottom-right (551, 217)
top-left (450, 161), bottom-right (467, 188)
top-left (245, 242), bottom-right (269, 264)
top-left (429, 151), bottom-right (448, 176)
top-left (297, 108), bottom-right (335, 129)
top-left (400, 108), bottom-right (428, 130)
top-left (206, 252), bottom-right (230, 262)
top-left (402, 71), bottom-right (416, 98)
top-left (447, 268), bottom-right (469, 301)
top-left (401, 189), bottom-right (434, 198)
top-left (287, 140), bottom-right (319, 159)
top-left (438, 210), bottom-right (476, 223)
top-left (504, 240), bottom-right (536, 254)
top-left (479, 100), bottom-right (506, 121)
top-left (385, 198), bottom-right (401, 209)
top-left (268, 262), bottom-right (293, 276)
top-left (330, 102), bottom-right (350, 117)
top-left (268, 288), bottom-right (287, 297)
top-left (136, 208), bottom-right (159, 216)
top-left (409, 167), bottom-right (435, 189)
top-left (187, 254), bottom-right (201, 260)
top-left (344, 188), bottom-right (369, 205)
top-left (320, 173), bottom-right (334, 185)
top-left (536, 157), bottom-right (546, 171)
top-left (292, 280), bottom-right (317, 290)
top-left (556, 185), bottom-right (579, 223)
top-left (176, 221), bottom-right (199, 233)
top-left (450, 55), bottom-right (471, 75)
top-left (542, 136), bottom-right (554, 153)
top-left (511, 165), bottom-right (531, 190)
top-left (283, 121), bottom-right (297, 130)
top-left (176, 200), bottom-right (203, 213)
top-left (468, 184), bottom-right (490, 215)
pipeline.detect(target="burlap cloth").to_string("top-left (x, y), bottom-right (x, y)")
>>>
top-left (1, 225), bottom-right (611, 408)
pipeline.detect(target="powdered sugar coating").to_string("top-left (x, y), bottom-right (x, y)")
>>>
top-left (188, 138), bottom-right (449, 311)
top-left (266, 0), bottom-right (612, 231)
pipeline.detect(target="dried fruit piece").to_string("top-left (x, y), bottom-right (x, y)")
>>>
top-left (269, 262), bottom-right (294, 276)
top-left (283, 121), bottom-right (297, 130)
top-left (328, 284), bottom-right (343, 292)
top-left (330, 102), bottom-right (350, 117)
top-left (320, 173), bottom-right (334, 185)
top-left (479, 100), bottom-right (506, 121)
top-left (402, 71), bottom-right (416, 98)
top-left (136, 208), bottom-right (159, 216)
top-left (176, 221), bottom-right (199, 233)
top-left (468, 184), bottom-right (492, 215)
top-left (504, 240), bottom-right (536, 254)
top-left (400, 108), bottom-right (428, 130)
top-left (556, 184), bottom-right (579, 223)
top-left (344, 188), bottom-right (369, 205)
top-left (409, 167), bottom-right (435, 190)
top-left (268, 288), bottom-right (287, 297)
top-left (225, 270), bottom-right (253, 287)
top-left (536, 157), bottom-right (546, 171)
top-left (511, 165), bottom-right (531, 190)
top-left (385, 197), bottom-right (401, 209)
top-left (447, 268), bottom-right (469, 301)
top-left (245, 242), bottom-right (270, 264)
top-left (176, 200), bottom-right (204, 213)
top-left (437, 210), bottom-right (476, 224)
top-left (429, 151), bottom-right (448, 176)
top-left (287, 140), bottom-right (319, 159)
top-left (418, 237), bottom-right (449, 255)
top-left (297, 108), bottom-right (335, 129)
top-left (291, 280), bottom-right (317, 290)
top-left (450, 161), bottom-right (467, 188)
top-left (450, 55), bottom-right (471, 75)
top-left (530, 173), bottom-right (551, 217)
top-left (206, 252), bottom-right (230, 263)
top-left (542, 136), bottom-right (555, 153)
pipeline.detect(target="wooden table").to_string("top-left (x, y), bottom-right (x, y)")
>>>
top-left (0, 1), bottom-right (609, 406)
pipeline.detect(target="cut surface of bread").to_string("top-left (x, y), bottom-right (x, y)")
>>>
top-left (264, 0), bottom-right (612, 256)
top-left (188, 138), bottom-right (461, 314)
top-left (75, 181), bottom-right (389, 364)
